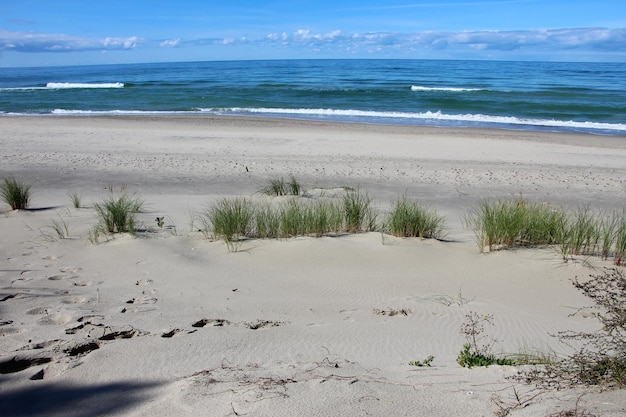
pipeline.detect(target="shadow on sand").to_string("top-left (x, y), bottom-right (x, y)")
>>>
top-left (0, 380), bottom-right (163, 417)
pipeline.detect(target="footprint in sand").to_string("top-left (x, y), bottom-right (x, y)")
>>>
top-left (125, 295), bottom-right (157, 305)
top-left (26, 307), bottom-right (49, 315)
top-left (62, 296), bottom-right (88, 305)
top-left (0, 356), bottom-right (52, 375)
top-left (0, 327), bottom-right (22, 336)
top-left (65, 341), bottom-right (100, 357)
top-left (244, 320), bottom-right (285, 330)
top-left (135, 278), bottom-right (154, 286)
top-left (161, 328), bottom-right (181, 338)
top-left (192, 318), bottom-right (231, 328)
top-left (38, 312), bottom-right (73, 325)
top-left (47, 275), bottom-right (65, 281)
top-left (59, 267), bottom-right (81, 274)
top-left (18, 339), bottom-right (64, 351)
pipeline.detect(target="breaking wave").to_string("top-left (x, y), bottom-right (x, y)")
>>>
top-left (0, 82), bottom-right (125, 91)
top-left (411, 85), bottom-right (483, 92)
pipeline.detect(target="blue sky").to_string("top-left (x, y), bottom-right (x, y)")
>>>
top-left (1, 0), bottom-right (625, 67)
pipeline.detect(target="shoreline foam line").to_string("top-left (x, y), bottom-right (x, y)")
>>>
top-left (3, 107), bottom-right (626, 135)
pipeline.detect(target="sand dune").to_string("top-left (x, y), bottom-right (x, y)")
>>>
top-left (1, 116), bottom-right (625, 416)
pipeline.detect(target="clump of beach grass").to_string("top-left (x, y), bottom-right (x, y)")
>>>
top-left (342, 189), bottom-right (377, 233)
top-left (93, 193), bottom-right (144, 235)
top-left (614, 217), bottom-right (626, 265)
top-left (203, 189), bottom-right (380, 250)
top-left (69, 192), bottom-right (82, 209)
top-left (467, 198), bottom-right (626, 264)
top-left (386, 196), bottom-right (446, 239)
top-left (203, 197), bottom-right (255, 251)
top-left (465, 198), bottom-right (565, 253)
top-left (40, 214), bottom-right (71, 242)
top-left (1, 177), bottom-right (32, 210)
top-left (259, 175), bottom-right (303, 196)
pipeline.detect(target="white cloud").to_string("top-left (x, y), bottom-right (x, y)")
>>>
top-left (1, 27), bottom-right (624, 59)
top-left (253, 27), bottom-right (626, 54)
top-left (159, 38), bottom-right (180, 48)
top-left (0, 29), bottom-right (141, 53)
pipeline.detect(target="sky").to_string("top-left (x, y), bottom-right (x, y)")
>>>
top-left (1, 0), bottom-right (625, 67)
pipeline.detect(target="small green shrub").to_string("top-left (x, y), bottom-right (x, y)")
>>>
top-left (457, 311), bottom-right (515, 368)
top-left (409, 355), bottom-right (434, 367)
top-left (386, 196), bottom-right (445, 239)
top-left (518, 268), bottom-right (626, 388)
top-left (93, 193), bottom-right (144, 234)
top-left (457, 343), bottom-right (515, 368)
top-left (1, 177), bottom-right (32, 210)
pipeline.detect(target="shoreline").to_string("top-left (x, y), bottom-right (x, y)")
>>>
top-left (3, 112), bottom-right (626, 140)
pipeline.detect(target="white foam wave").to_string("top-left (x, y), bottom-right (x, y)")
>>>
top-left (1, 82), bottom-right (125, 91)
top-left (50, 109), bottom-right (170, 115)
top-left (20, 107), bottom-right (623, 134)
top-left (0, 87), bottom-right (45, 91)
top-left (203, 107), bottom-right (626, 133)
top-left (411, 85), bottom-right (482, 92)
top-left (46, 82), bottom-right (125, 89)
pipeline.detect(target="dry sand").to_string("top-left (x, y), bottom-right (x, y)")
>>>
top-left (1, 115), bottom-right (625, 416)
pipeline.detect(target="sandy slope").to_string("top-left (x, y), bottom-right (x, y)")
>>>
top-left (1, 116), bottom-right (625, 416)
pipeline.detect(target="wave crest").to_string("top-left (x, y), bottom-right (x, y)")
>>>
top-left (411, 85), bottom-right (483, 92)
top-left (46, 82), bottom-right (125, 89)
top-left (204, 107), bottom-right (626, 133)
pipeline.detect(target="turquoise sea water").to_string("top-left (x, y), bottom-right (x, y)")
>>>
top-left (1, 59), bottom-right (625, 135)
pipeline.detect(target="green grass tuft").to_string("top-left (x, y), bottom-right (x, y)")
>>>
top-left (342, 190), bottom-right (377, 233)
top-left (69, 192), bottom-right (82, 209)
top-left (386, 196), bottom-right (446, 239)
top-left (466, 198), bottom-right (567, 252)
top-left (204, 197), bottom-right (255, 251)
top-left (1, 177), bottom-right (32, 210)
top-left (259, 175), bottom-right (303, 196)
top-left (93, 193), bottom-right (144, 234)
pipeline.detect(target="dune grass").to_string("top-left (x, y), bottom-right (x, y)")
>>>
top-left (465, 198), bottom-right (565, 253)
top-left (93, 193), bottom-right (144, 234)
top-left (1, 177), bottom-right (32, 210)
top-left (466, 198), bottom-right (626, 264)
top-left (203, 190), bottom-right (382, 250)
top-left (612, 218), bottom-right (626, 266)
top-left (259, 175), bottom-right (303, 196)
top-left (204, 197), bottom-right (255, 251)
top-left (342, 190), bottom-right (377, 233)
top-left (69, 192), bottom-right (82, 209)
top-left (386, 196), bottom-right (446, 239)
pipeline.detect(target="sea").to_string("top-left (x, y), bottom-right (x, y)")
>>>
top-left (1, 59), bottom-right (625, 135)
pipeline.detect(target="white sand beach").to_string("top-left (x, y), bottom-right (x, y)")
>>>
top-left (1, 116), bottom-right (625, 416)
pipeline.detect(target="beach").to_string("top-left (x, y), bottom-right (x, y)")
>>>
top-left (1, 115), bottom-right (625, 416)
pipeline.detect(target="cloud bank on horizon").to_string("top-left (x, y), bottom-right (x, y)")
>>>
top-left (1, 1), bottom-right (625, 66)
